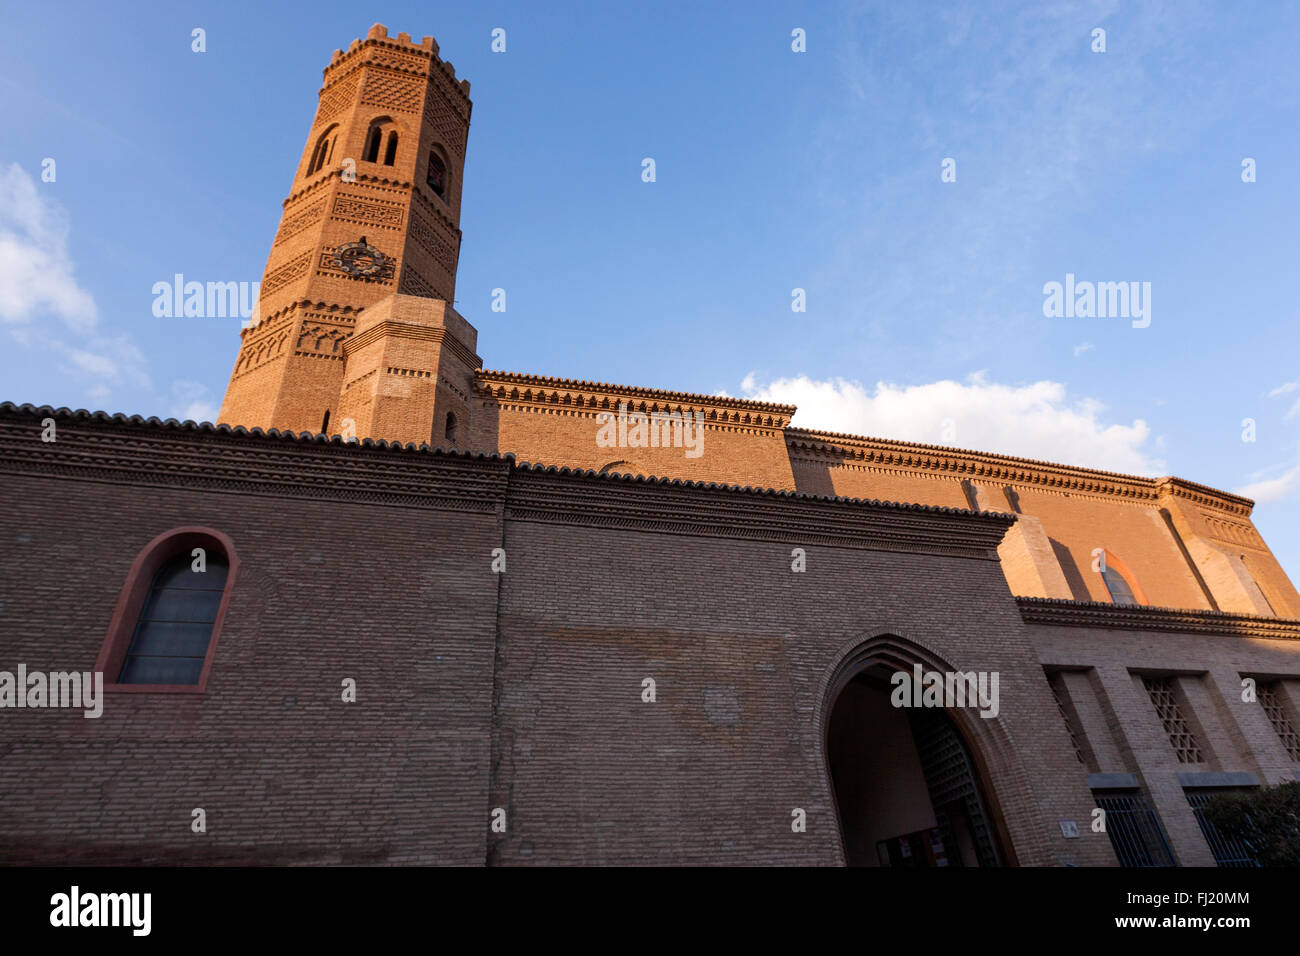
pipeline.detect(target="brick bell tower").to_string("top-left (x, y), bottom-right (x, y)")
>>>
top-left (218, 24), bottom-right (481, 447)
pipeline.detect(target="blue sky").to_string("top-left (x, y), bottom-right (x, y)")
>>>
top-left (1, 0), bottom-right (1298, 579)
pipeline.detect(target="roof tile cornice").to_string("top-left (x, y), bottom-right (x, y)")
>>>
top-left (475, 370), bottom-right (797, 426)
top-left (0, 403), bottom-right (1011, 556)
top-left (1155, 476), bottom-right (1254, 517)
top-left (788, 427), bottom-right (1251, 513)
top-left (1017, 596), bottom-right (1300, 641)
top-left (0, 403), bottom-right (509, 513)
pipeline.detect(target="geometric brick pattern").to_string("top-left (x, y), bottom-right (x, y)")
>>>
top-left (261, 252), bottom-right (313, 296)
top-left (1048, 673), bottom-right (1086, 766)
top-left (1142, 677), bottom-right (1203, 764)
top-left (315, 74), bottom-right (359, 126)
top-left (398, 268), bottom-right (445, 300)
top-left (409, 212), bottom-right (458, 273)
top-left (368, 49), bottom-right (429, 73)
top-left (1257, 681), bottom-right (1300, 760)
top-left (332, 194), bottom-right (405, 230)
top-left (424, 85), bottom-right (467, 156)
top-left (361, 71), bottom-right (422, 112)
top-left (275, 200), bottom-right (326, 245)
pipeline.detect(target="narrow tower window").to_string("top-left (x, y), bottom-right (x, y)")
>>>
top-left (307, 125), bottom-right (338, 175)
top-left (383, 131), bottom-right (398, 166)
top-left (321, 409), bottom-right (330, 434)
top-left (363, 127), bottom-right (382, 163)
top-left (427, 150), bottom-right (447, 198)
top-left (445, 412), bottom-right (458, 445)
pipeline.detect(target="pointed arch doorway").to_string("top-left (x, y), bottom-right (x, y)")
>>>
top-left (825, 659), bottom-right (1010, 867)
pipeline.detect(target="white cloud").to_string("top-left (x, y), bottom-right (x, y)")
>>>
top-left (0, 163), bottom-right (153, 399)
top-left (1073, 342), bottom-right (1094, 357)
top-left (61, 334), bottom-right (149, 389)
top-left (169, 379), bottom-right (218, 423)
top-left (1240, 388), bottom-right (1300, 502)
top-left (0, 163), bottom-right (97, 331)
top-left (1236, 463), bottom-right (1300, 504)
top-left (738, 371), bottom-right (1165, 476)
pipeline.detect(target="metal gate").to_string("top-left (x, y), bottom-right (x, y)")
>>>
top-left (1186, 789), bottom-right (1260, 867)
top-left (1094, 791), bottom-right (1175, 867)
top-left (908, 708), bottom-right (1001, 867)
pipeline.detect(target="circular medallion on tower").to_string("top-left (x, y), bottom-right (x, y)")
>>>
top-left (332, 236), bottom-right (391, 278)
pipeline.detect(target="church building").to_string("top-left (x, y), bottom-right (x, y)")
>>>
top-left (2, 24), bottom-right (1298, 867)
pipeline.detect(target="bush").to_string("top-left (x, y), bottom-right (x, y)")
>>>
top-left (1201, 781), bottom-right (1300, 867)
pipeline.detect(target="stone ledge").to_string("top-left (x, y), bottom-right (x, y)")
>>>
top-left (1087, 773), bottom-right (1140, 790)
top-left (1176, 771), bottom-right (1260, 789)
top-left (1017, 596), bottom-right (1300, 641)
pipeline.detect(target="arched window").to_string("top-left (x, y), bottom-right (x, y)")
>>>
top-left (362, 117), bottom-right (398, 166)
top-left (307, 125), bottom-right (338, 176)
top-left (444, 412), bottom-right (458, 445)
top-left (426, 149), bottom-right (448, 198)
top-left (1095, 550), bottom-right (1146, 606)
top-left (363, 126), bottom-right (383, 163)
top-left (119, 552), bottom-right (228, 684)
top-left (1101, 566), bottom-right (1137, 605)
top-left (96, 528), bottom-right (239, 693)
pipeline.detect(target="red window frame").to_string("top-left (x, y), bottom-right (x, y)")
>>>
top-left (1094, 548), bottom-right (1148, 606)
top-left (95, 527), bottom-right (239, 694)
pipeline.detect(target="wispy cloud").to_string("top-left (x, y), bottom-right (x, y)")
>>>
top-left (0, 162), bottom-right (149, 398)
top-left (1239, 382), bottom-right (1300, 503)
top-left (0, 162), bottom-right (97, 330)
top-left (169, 379), bottom-right (218, 423)
top-left (738, 370), bottom-right (1164, 475)
top-left (1236, 461), bottom-right (1300, 505)
top-left (1270, 381), bottom-right (1300, 420)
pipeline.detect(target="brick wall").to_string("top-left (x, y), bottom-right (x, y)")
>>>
top-left (3, 405), bottom-right (1297, 866)
top-left (0, 411), bottom-right (502, 864)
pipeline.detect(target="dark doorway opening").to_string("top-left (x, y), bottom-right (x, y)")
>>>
top-left (827, 668), bottom-right (1002, 867)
